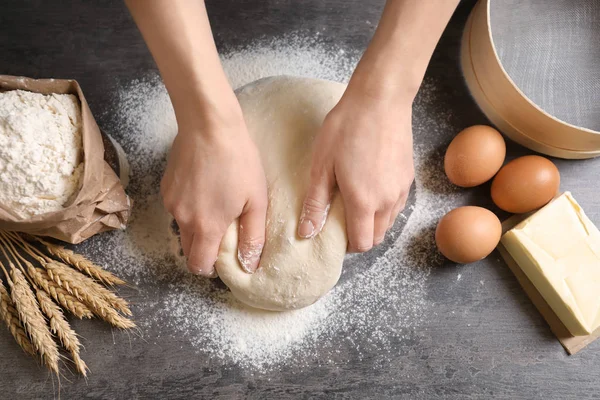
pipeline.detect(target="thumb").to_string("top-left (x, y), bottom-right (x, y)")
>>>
top-left (237, 199), bottom-right (267, 274)
top-left (298, 172), bottom-right (334, 239)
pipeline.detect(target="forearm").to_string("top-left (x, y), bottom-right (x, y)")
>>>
top-left (350, 0), bottom-right (461, 101)
top-left (125, 0), bottom-right (240, 129)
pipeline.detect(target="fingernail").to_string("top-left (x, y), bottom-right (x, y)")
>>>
top-left (298, 218), bottom-right (316, 238)
top-left (238, 244), bottom-right (263, 274)
top-left (207, 269), bottom-right (218, 279)
top-left (189, 265), bottom-right (217, 278)
top-left (298, 203), bottom-right (331, 239)
top-left (189, 266), bottom-right (202, 275)
top-left (195, 269), bottom-right (217, 278)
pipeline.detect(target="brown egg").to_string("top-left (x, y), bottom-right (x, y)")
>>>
top-left (435, 206), bottom-right (502, 264)
top-left (491, 155), bottom-right (560, 213)
top-left (444, 125), bottom-right (506, 187)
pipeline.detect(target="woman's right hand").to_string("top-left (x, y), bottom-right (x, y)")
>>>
top-left (125, 0), bottom-right (269, 276)
top-left (161, 111), bottom-right (268, 277)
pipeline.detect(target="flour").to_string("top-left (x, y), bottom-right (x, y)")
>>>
top-left (88, 34), bottom-right (463, 371)
top-left (0, 90), bottom-right (83, 217)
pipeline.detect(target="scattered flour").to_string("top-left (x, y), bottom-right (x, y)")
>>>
top-left (0, 90), bottom-right (83, 217)
top-left (87, 35), bottom-right (463, 371)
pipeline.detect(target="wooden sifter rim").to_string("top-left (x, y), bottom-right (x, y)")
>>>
top-left (462, 0), bottom-right (600, 157)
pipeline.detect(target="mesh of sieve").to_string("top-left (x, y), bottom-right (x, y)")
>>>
top-left (491, 0), bottom-right (600, 132)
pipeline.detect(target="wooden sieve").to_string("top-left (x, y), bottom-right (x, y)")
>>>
top-left (462, 0), bottom-right (600, 159)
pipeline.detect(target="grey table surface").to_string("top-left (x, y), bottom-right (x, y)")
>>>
top-left (1, 1), bottom-right (600, 399)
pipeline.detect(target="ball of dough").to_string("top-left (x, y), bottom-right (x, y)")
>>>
top-left (215, 76), bottom-right (348, 311)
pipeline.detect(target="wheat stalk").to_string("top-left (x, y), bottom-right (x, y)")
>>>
top-left (36, 289), bottom-right (88, 377)
top-left (0, 280), bottom-right (35, 356)
top-left (0, 231), bottom-right (135, 376)
top-left (9, 268), bottom-right (60, 374)
top-left (33, 237), bottom-right (125, 286)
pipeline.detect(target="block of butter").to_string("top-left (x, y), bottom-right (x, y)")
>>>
top-left (502, 192), bottom-right (600, 336)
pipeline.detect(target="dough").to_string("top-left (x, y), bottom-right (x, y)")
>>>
top-left (216, 76), bottom-right (347, 311)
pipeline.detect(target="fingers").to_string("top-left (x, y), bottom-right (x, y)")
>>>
top-left (373, 210), bottom-right (390, 247)
top-left (237, 198), bottom-right (267, 274)
top-left (298, 173), bottom-right (334, 239)
top-left (347, 192), bottom-right (409, 252)
top-left (179, 229), bottom-right (193, 259)
top-left (346, 206), bottom-right (375, 253)
top-left (388, 194), bottom-right (408, 229)
top-left (186, 231), bottom-right (222, 277)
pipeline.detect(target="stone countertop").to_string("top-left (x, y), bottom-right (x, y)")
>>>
top-left (1, 1), bottom-right (599, 399)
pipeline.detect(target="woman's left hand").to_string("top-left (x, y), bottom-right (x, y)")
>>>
top-left (298, 84), bottom-right (415, 252)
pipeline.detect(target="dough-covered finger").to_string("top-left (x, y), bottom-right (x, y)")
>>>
top-left (298, 175), bottom-right (334, 239)
top-left (237, 200), bottom-right (267, 274)
top-left (187, 232), bottom-right (221, 277)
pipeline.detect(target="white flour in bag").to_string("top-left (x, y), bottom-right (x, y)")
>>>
top-left (0, 90), bottom-right (83, 218)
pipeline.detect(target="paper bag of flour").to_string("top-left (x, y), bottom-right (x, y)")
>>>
top-left (0, 75), bottom-right (131, 244)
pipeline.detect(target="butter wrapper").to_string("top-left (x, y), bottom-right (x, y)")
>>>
top-left (498, 193), bottom-right (600, 354)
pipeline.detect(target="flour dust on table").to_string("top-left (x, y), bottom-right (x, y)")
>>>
top-left (84, 34), bottom-right (463, 371)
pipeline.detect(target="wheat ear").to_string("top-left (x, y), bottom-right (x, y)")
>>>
top-left (9, 268), bottom-right (60, 374)
top-left (87, 298), bottom-right (136, 329)
top-left (10, 234), bottom-right (132, 317)
top-left (73, 267), bottom-right (132, 316)
top-left (36, 289), bottom-right (88, 376)
top-left (33, 237), bottom-right (125, 286)
top-left (44, 261), bottom-right (132, 316)
top-left (2, 234), bottom-right (94, 320)
top-left (0, 280), bottom-right (35, 356)
top-left (43, 263), bottom-right (135, 329)
top-left (27, 264), bottom-right (94, 320)
top-left (6, 232), bottom-right (134, 329)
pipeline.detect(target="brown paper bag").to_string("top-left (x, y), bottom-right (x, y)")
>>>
top-left (0, 75), bottom-right (131, 244)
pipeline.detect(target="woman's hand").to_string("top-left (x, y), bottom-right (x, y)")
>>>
top-left (297, 0), bottom-right (460, 252)
top-left (298, 86), bottom-right (414, 252)
top-left (127, 0), bottom-right (272, 275)
top-left (161, 113), bottom-right (268, 276)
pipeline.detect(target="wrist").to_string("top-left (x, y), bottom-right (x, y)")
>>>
top-left (171, 81), bottom-right (245, 137)
top-left (345, 65), bottom-right (420, 107)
